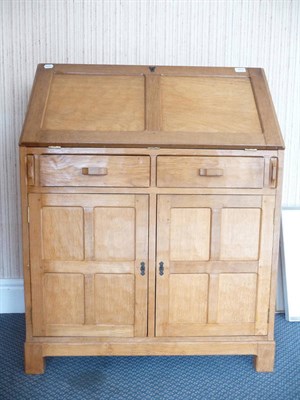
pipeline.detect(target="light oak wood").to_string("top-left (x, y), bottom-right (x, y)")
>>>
top-left (83, 208), bottom-right (94, 261)
top-left (39, 155), bottom-right (150, 187)
top-left (170, 208), bottom-right (211, 261)
top-left (146, 74), bottom-right (161, 131)
top-left (43, 273), bottom-right (85, 325)
top-left (255, 195), bottom-right (276, 335)
top-left (29, 194), bottom-right (45, 336)
top-left (156, 194), bottom-right (275, 337)
top-left (134, 195), bottom-right (149, 337)
top-left (26, 155), bottom-right (35, 186)
top-left (156, 323), bottom-right (257, 337)
top-left (170, 260), bottom-right (258, 274)
top-left (20, 147), bottom-right (34, 338)
top-left (84, 274), bottom-right (95, 325)
top-left (268, 150), bottom-right (284, 340)
top-left (82, 167), bottom-right (108, 176)
top-left (217, 274), bottom-right (257, 323)
top-left (168, 274), bottom-right (209, 323)
top-left (43, 260), bottom-right (134, 274)
top-left (161, 76), bottom-right (262, 133)
top-left (28, 185), bottom-right (279, 196)
top-left (20, 64), bottom-right (284, 149)
top-left (207, 274), bottom-right (219, 324)
top-left (28, 193), bottom-right (148, 338)
top-left (249, 69), bottom-right (284, 149)
top-left (23, 146), bottom-right (280, 157)
top-left (24, 343), bottom-right (45, 374)
top-left (199, 168), bottom-right (223, 177)
top-left (42, 74), bottom-right (145, 132)
top-left (157, 156), bottom-right (265, 188)
top-left (30, 333), bottom-right (268, 344)
top-left (94, 274), bottom-right (135, 325)
top-left (270, 157), bottom-right (278, 188)
top-left (42, 341), bottom-right (259, 357)
top-left (45, 325), bottom-right (134, 337)
top-left (147, 189), bottom-right (157, 337)
top-left (94, 207), bottom-right (135, 261)
top-left (41, 206), bottom-right (84, 261)
top-left (220, 208), bottom-right (261, 260)
top-left (20, 65), bottom-right (283, 374)
top-left (254, 342), bottom-right (275, 372)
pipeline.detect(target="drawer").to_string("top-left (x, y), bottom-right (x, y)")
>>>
top-left (39, 155), bottom-right (150, 187)
top-left (157, 156), bottom-right (265, 188)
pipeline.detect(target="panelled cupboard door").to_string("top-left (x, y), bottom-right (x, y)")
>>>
top-left (28, 193), bottom-right (148, 337)
top-left (156, 195), bottom-right (275, 337)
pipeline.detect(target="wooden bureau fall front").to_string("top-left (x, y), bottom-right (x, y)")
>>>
top-left (19, 64), bottom-right (284, 374)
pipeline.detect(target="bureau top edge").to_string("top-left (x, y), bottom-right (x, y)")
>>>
top-left (19, 143), bottom-right (285, 150)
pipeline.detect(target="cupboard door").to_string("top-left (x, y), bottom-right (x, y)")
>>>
top-left (156, 195), bottom-right (275, 337)
top-left (29, 194), bottom-right (148, 337)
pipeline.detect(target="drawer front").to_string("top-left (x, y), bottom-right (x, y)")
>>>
top-left (39, 155), bottom-right (150, 187)
top-left (157, 156), bottom-right (265, 188)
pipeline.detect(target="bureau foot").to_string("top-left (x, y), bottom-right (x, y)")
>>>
top-left (24, 343), bottom-right (45, 374)
top-left (254, 342), bottom-right (275, 372)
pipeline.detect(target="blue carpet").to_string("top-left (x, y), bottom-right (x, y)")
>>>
top-left (0, 314), bottom-right (299, 399)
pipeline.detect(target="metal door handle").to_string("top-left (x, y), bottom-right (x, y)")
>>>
top-left (159, 261), bottom-right (164, 276)
top-left (140, 262), bottom-right (146, 276)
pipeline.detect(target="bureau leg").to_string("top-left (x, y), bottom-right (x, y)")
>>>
top-left (254, 342), bottom-right (275, 372)
top-left (24, 343), bottom-right (45, 374)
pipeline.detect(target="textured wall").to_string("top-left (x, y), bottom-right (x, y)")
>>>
top-left (1, 0), bottom-right (299, 278)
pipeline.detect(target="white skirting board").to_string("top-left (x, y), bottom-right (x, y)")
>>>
top-left (0, 279), bottom-right (25, 313)
top-left (281, 209), bottom-right (300, 321)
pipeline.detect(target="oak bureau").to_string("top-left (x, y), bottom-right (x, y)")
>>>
top-left (19, 64), bottom-right (284, 373)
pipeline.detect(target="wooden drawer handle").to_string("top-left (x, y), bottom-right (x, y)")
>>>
top-left (199, 168), bottom-right (223, 177)
top-left (82, 167), bottom-right (108, 176)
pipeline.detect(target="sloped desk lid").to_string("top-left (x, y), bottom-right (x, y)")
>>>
top-left (19, 64), bottom-right (284, 149)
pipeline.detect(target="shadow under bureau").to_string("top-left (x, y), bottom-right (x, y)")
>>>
top-left (19, 64), bottom-right (284, 373)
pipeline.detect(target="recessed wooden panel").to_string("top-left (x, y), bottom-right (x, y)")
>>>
top-left (220, 208), bottom-right (261, 260)
top-left (94, 207), bottom-right (135, 261)
top-left (43, 273), bottom-right (84, 325)
top-left (157, 156), bottom-right (264, 188)
top-left (39, 155), bottom-right (150, 187)
top-left (217, 273), bottom-right (257, 323)
top-left (94, 274), bottom-right (135, 325)
top-left (169, 274), bottom-right (208, 323)
top-left (161, 76), bottom-right (262, 133)
top-left (41, 206), bottom-right (84, 261)
top-left (42, 74), bottom-right (145, 131)
top-left (170, 208), bottom-right (211, 261)
top-left (156, 194), bottom-right (274, 338)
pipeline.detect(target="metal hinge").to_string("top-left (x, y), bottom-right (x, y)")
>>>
top-left (267, 308), bottom-right (270, 323)
top-left (48, 146), bottom-right (61, 149)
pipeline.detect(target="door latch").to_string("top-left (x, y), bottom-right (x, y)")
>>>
top-left (140, 262), bottom-right (146, 276)
top-left (159, 261), bottom-right (164, 276)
